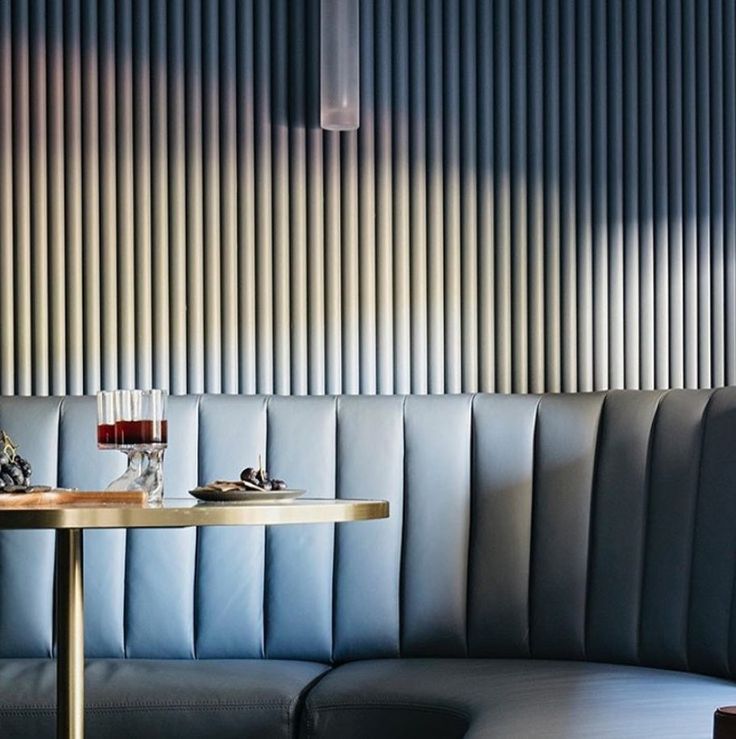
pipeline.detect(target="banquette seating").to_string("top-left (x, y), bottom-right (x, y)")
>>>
top-left (0, 389), bottom-right (735, 738)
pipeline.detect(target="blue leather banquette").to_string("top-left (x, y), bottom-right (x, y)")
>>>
top-left (0, 389), bottom-right (735, 738)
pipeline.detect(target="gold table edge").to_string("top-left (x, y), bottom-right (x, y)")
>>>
top-left (0, 499), bottom-right (390, 529)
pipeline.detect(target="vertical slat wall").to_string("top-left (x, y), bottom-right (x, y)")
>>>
top-left (0, 0), bottom-right (734, 396)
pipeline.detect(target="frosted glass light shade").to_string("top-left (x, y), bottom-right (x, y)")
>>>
top-left (320, 0), bottom-right (360, 131)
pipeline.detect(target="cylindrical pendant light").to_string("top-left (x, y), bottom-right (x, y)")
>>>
top-left (320, 0), bottom-right (360, 130)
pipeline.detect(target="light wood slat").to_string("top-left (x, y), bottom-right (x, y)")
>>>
top-left (682, 0), bottom-right (699, 388)
top-left (167, 0), bottom-right (186, 395)
top-left (13, 0), bottom-right (32, 395)
top-left (543, 0), bottom-right (561, 393)
top-left (638, 0), bottom-right (655, 391)
top-left (409, 0), bottom-right (428, 395)
top-left (510, 0), bottom-right (527, 393)
top-left (133, 0), bottom-right (153, 390)
top-left (695, 0), bottom-right (711, 388)
top-left (220, 0), bottom-right (238, 394)
top-left (288, 0), bottom-right (308, 396)
top-left (375, 0), bottom-right (394, 395)
top-left (0, 0), bottom-right (14, 394)
top-left (272, 0), bottom-right (290, 395)
top-left (667, 0), bottom-right (685, 389)
top-left (560, 0), bottom-right (577, 392)
top-left (358, 0), bottom-right (377, 395)
top-left (237, 0), bottom-right (256, 395)
top-left (460, 0), bottom-right (478, 393)
top-left (185, 0), bottom-right (205, 393)
top-left (254, 0), bottom-right (273, 395)
top-left (81, 0), bottom-right (101, 394)
top-left (477, 0), bottom-right (494, 393)
top-left (324, 130), bottom-right (342, 395)
top-left (623, 0), bottom-right (640, 389)
top-left (48, 0), bottom-right (66, 394)
top-left (341, 132), bottom-right (360, 395)
top-left (592, 0), bottom-right (609, 391)
top-left (426, 0), bottom-right (445, 394)
top-left (116, 0), bottom-right (135, 389)
top-left (575, 0), bottom-right (593, 392)
top-left (443, 0), bottom-right (461, 395)
top-left (725, 0), bottom-right (736, 385)
top-left (150, 0), bottom-right (170, 391)
top-left (203, 0), bottom-right (222, 393)
top-left (608, 0), bottom-right (625, 389)
top-left (392, 0), bottom-right (411, 395)
top-left (305, 0), bottom-right (324, 395)
top-left (30, 0), bottom-right (49, 395)
top-left (652, 0), bottom-right (669, 390)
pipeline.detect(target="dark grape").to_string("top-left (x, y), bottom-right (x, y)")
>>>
top-left (16, 456), bottom-right (30, 476)
top-left (240, 467), bottom-right (257, 482)
top-left (0, 453), bottom-right (9, 467)
top-left (1, 473), bottom-right (13, 486)
top-left (239, 462), bottom-right (287, 491)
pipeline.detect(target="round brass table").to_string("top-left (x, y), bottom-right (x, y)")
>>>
top-left (0, 497), bottom-right (389, 739)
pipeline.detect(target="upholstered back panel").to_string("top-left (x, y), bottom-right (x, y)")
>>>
top-left (0, 391), bottom-right (734, 678)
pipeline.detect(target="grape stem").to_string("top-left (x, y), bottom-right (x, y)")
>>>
top-left (0, 431), bottom-right (17, 462)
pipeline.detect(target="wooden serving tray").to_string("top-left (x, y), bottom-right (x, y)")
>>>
top-left (0, 490), bottom-right (147, 507)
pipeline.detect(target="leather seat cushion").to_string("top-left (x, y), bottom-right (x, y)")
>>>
top-left (302, 658), bottom-right (736, 739)
top-left (0, 658), bottom-right (328, 739)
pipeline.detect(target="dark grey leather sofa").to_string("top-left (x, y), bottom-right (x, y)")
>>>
top-left (0, 389), bottom-right (735, 738)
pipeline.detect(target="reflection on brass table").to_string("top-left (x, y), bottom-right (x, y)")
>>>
top-left (0, 498), bottom-right (389, 739)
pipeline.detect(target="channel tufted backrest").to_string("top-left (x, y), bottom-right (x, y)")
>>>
top-left (0, 390), bottom-right (735, 678)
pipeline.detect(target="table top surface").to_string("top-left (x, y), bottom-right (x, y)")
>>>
top-left (0, 497), bottom-right (389, 529)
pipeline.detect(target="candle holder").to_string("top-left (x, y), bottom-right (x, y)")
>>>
top-left (97, 389), bottom-right (168, 504)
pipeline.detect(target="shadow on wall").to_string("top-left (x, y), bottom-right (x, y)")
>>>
top-left (0, 0), bottom-right (734, 399)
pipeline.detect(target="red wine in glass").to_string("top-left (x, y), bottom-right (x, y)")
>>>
top-left (97, 424), bottom-right (116, 446)
top-left (114, 419), bottom-right (168, 445)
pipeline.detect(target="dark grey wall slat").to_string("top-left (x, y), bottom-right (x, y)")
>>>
top-left (30, 0), bottom-right (49, 397)
top-left (0, 0), bottom-right (13, 394)
top-left (575, 0), bottom-right (593, 392)
top-left (13, 0), bottom-right (32, 396)
top-left (527, 0), bottom-right (543, 394)
top-left (639, 0), bottom-right (655, 391)
top-left (709, 0), bottom-right (725, 389)
top-left (510, 0), bottom-right (527, 394)
top-left (592, 0), bottom-right (609, 392)
top-left (495, 0), bottom-right (512, 394)
top-left (652, 0), bottom-right (669, 390)
top-left (150, 0), bottom-right (170, 393)
top-left (0, 0), bottom-right (733, 396)
top-left (543, 0), bottom-right (561, 393)
top-left (426, 0), bottom-right (445, 394)
top-left (667, 0), bottom-right (684, 389)
top-left (409, 0), bottom-right (427, 395)
top-left (683, 0), bottom-right (699, 388)
top-left (725, 0), bottom-right (736, 386)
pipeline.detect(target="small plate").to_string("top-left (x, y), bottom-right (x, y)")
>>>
top-left (188, 488), bottom-right (305, 503)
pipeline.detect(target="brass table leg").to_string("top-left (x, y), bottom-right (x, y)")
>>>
top-left (56, 529), bottom-right (84, 739)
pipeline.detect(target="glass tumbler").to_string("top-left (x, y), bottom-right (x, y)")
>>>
top-left (96, 391), bottom-right (116, 449)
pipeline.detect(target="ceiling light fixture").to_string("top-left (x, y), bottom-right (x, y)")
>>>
top-left (320, 0), bottom-right (360, 131)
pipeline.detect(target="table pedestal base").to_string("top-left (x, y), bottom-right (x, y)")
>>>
top-left (56, 529), bottom-right (84, 739)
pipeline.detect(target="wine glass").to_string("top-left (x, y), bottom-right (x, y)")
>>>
top-left (96, 389), bottom-right (168, 504)
top-left (96, 391), bottom-right (116, 449)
